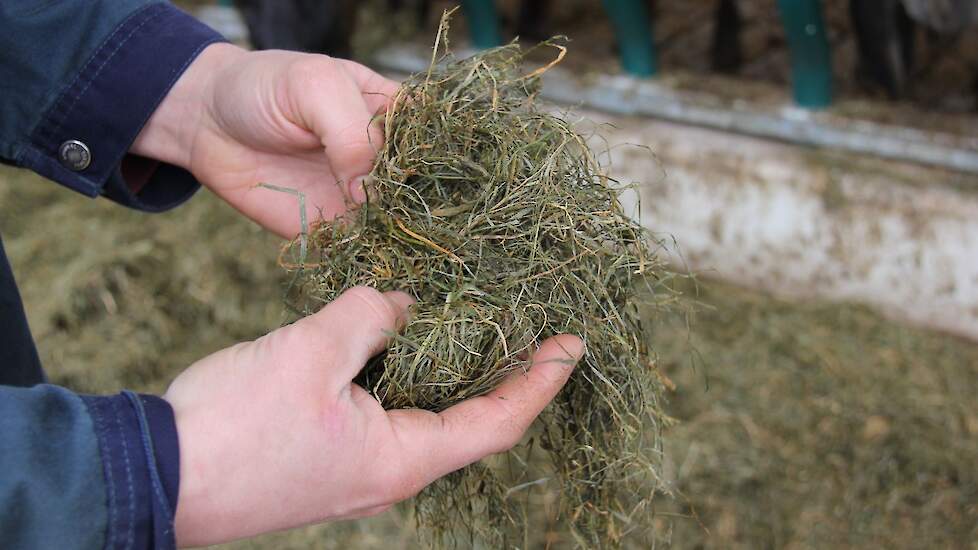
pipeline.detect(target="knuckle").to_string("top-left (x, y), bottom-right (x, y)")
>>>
top-left (374, 457), bottom-right (425, 504)
top-left (324, 133), bottom-right (379, 180)
top-left (287, 54), bottom-right (337, 84)
top-left (287, 309), bottom-right (349, 365)
top-left (534, 367), bottom-right (569, 397)
top-left (289, 309), bottom-right (329, 343)
top-left (328, 133), bottom-right (374, 170)
top-left (489, 402), bottom-right (529, 453)
top-left (328, 119), bottom-right (376, 158)
top-left (344, 286), bottom-right (397, 327)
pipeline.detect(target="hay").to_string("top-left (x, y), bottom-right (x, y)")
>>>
top-left (281, 12), bottom-right (673, 548)
top-left (653, 278), bottom-right (978, 548)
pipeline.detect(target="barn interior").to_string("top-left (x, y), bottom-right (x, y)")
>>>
top-left (2, 0), bottom-right (976, 547)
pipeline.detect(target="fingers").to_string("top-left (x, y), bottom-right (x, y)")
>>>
top-left (336, 59), bottom-right (400, 114)
top-left (285, 57), bottom-right (387, 200)
top-left (390, 334), bottom-right (584, 489)
top-left (300, 287), bottom-right (414, 381)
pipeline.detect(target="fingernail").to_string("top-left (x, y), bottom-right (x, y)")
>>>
top-left (383, 290), bottom-right (416, 310)
top-left (573, 341), bottom-right (586, 361)
top-left (348, 176), bottom-right (372, 203)
top-left (384, 291), bottom-right (416, 327)
top-left (539, 335), bottom-right (585, 367)
top-left (562, 336), bottom-right (586, 363)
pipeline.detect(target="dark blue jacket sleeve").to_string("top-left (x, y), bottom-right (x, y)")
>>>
top-left (0, 2), bottom-right (226, 548)
top-left (0, 387), bottom-right (181, 550)
top-left (0, 1), bottom-right (224, 211)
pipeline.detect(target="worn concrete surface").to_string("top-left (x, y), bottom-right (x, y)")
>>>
top-left (593, 111), bottom-right (978, 339)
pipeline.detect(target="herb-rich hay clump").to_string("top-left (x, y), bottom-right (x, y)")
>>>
top-left (284, 19), bottom-right (672, 548)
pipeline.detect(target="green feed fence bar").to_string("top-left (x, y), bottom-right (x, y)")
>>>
top-left (778, 0), bottom-right (833, 108)
top-left (461, 0), bottom-right (502, 49)
top-left (603, 0), bottom-right (658, 77)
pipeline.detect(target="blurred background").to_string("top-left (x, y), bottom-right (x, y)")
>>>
top-left (2, 0), bottom-right (977, 547)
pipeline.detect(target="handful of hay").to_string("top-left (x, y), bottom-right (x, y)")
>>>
top-left (282, 14), bottom-right (672, 548)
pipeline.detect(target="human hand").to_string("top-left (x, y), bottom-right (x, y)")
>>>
top-left (132, 44), bottom-right (398, 238)
top-left (164, 286), bottom-right (584, 547)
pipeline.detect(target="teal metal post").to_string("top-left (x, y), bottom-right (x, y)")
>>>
top-left (602, 0), bottom-right (658, 77)
top-left (778, 0), bottom-right (833, 108)
top-left (461, 0), bottom-right (502, 49)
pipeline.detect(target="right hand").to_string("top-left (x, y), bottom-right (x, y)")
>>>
top-left (163, 286), bottom-right (584, 547)
top-left (132, 43), bottom-right (399, 239)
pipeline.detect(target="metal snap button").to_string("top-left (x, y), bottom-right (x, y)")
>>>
top-left (59, 140), bottom-right (92, 171)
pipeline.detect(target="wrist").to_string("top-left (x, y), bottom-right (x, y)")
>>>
top-left (130, 42), bottom-right (246, 169)
top-left (164, 386), bottom-right (220, 547)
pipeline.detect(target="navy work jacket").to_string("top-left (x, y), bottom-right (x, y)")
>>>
top-left (0, 2), bottom-right (223, 548)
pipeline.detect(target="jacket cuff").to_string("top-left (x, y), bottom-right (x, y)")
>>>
top-left (81, 392), bottom-right (181, 550)
top-left (18, 3), bottom-right (224, 212)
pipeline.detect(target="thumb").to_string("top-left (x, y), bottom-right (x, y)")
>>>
top-left (295, 286), bottom-right (415, 383)
top-left (389, 334), bottom-right (585, 488)
top-left (285, 56), bottom-right (384, 199)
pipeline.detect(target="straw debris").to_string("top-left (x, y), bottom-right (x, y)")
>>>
top-left (282, 12), bottom-right (673, 547)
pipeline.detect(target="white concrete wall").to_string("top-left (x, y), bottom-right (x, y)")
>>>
top-left (585, 110), bottom-right (978, 340)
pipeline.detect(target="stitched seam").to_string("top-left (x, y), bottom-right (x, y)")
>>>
top-left (9, 0), bottom-right (69, 18)
top-left (123, 392), bottom-right (172, 521)
top-left (47, 5), bottom-right (168, 141)
top-left (90, 399), bottom-right (118, 550)
top-left (16, 145), bottom-right (102, 197)
top-left (104, 36), bottom-right (224, 209)
top-left (34, 3), bottom-right (158, 144)
top-left (42, 3), bottom-right (160, 137)
top-left (112, 397), bottom-right (137, 550)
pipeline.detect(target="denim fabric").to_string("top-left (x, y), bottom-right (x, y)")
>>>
top-left (0, 385), bottom-right (107, 549)
top-left (0, 387), bottom-right (181, 550)
top-left (1, 2), bottom-right (225, 548)
top-left (0, 0), bottom-right (154, 161)
top-left (0, 2), bottom-right (224, 212)
top-left (0, 234), bottom-right (43, 388)
top-left (80, 392), bottom-right (181, 550)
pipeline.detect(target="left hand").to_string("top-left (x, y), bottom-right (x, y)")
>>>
top-left (165, 286), bottom-right (584, 546)
top-left (132, 43), bottom-right (399, 238)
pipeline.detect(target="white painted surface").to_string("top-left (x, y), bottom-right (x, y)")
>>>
top-left (196, 6), bottom-right (248, 43)
top-left (582, 110), bottom-right (978, 340)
